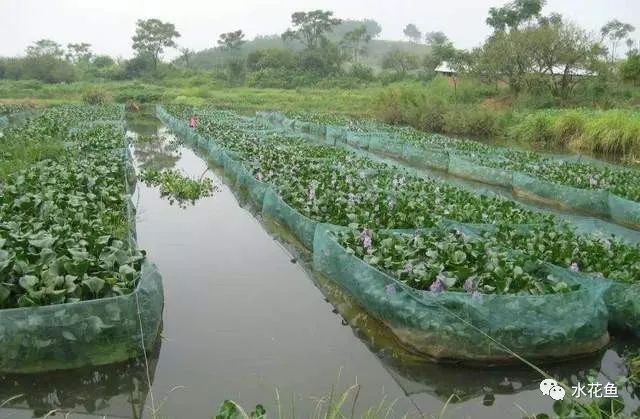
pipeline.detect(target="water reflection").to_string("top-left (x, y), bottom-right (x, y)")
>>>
top-left (0, 339), bottom-right (161, 418)
top-left (131, 133), bottom-right (182, 172)
top-left (311, 268), bottom-right (640, 414)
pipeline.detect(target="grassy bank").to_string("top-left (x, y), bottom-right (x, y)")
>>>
top-left (2, 77), bottom-right (640, 159)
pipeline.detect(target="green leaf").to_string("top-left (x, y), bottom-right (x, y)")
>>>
top-left (82, 277), bottom-right (105, 294)
top-left (19, 275), bottom-right (39, 290)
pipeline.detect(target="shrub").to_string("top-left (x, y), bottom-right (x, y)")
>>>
top-left (82, 88), bottom-right (112, 105)
top-left (443, 105), bottom-right (500, 137)
top-left (581, 111), bottom-right (640, 155)
top-left (348, 63), bottom-right (375, 82)
top-left (552, 110), bottom-right (586, 146)
top-left (509, 111), bottom-right (555, 146)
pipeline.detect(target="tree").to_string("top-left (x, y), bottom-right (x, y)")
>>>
top-left (382, 49), bottom-right (419, 75)
top-left (282, 10), bottom-right (342, 49)
top-left (179, 48), bottom-right (194, 68)
top-left (601, 19), bottom-right (636, 62)
top-left (363, 20), bottom-right (383, 39)
top-left (93, 55), bottom-right (115, 68)
top-left (527, 22), bottom-right (595, 99)
top-left (218, 30), bottom-right (246, 51)
top-left (403, 24), bottom-right (422, 43)
top-left (66, 43), bottom-right (93, 63)
top-left (26, 39), bottom-right (64, 58)
top-left (131, 19), bottom-right (180, 70)
top-left (621, 54), bottom-right (640, 85)
top-left (298, 40), bottom-right (344, 76)
top-left (626, 39), bottom-right (639, 57)
top-left (340, 25), bottom-right (372, 62)
top-left (473, 30), bottom-right (533, 95)
top-left (247, 48), bottom-right (297, 72)
top-left (424, 31), bottom-right (458, 71)
top-left (486, 0), bottom-right (546, 32)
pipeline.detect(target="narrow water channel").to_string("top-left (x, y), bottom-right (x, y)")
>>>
top-left (1, 112), bottom-right (640, 418)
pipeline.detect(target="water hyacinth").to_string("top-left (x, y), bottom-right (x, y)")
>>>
top-left (463, 276), bottom-right (477, 293)
top-left (429, 276), bottom-right (445, 293)
top-left (402, 262), bottom-right (414, 274)
top-left (308, 180), bottom-right (318, 202)
top-left (338, 229), bottom-right (570, 295)
top-left (570, 262), bottom-right (580, 272)
top-left (359, 228), bottom-right (373, 251)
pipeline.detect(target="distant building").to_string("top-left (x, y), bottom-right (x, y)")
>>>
top-left (434, 61), bottom-right (456, 76)
top-left (433, 61), bottom-right (595, 77)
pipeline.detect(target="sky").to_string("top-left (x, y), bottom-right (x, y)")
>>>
top-left (1, 0), bottom-right (639, 59)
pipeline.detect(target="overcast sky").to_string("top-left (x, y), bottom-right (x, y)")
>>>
top-left (1, 0), bottom-right (639, 59)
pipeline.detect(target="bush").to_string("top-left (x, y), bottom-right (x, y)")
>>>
top-left (114, 84), bottom-right (164, 103)
top-left (552, 110), bottom-right (585, 146)
top-left (82, 88), bottom-right (112, 105)
top-left (508, 111), bottom-right (555, 146)
top-left (348, 63), bottom-right (375, 82)
top-left (247, 68), bottom-right (294, 89)
top-left (442, 105), bottom-right (500, 137)
top-left (581, 110), bottom-right (640, 155)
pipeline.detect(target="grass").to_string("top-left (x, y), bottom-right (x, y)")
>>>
top-left (2, 76), bottom-right (640, 159)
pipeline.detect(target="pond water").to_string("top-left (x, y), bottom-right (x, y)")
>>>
top-left (1, 112), bottom-right (640, 418)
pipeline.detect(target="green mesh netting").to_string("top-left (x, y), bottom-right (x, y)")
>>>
top-left (512, 172), bottom-right (610, 216)
top-left (236, 166), bottom-right (271, 208)
top-left (609, 195), bottom-right (640, 230)
top-left (326, 125), bottom-right (346, 145)
top-left (262, 188), bottom-right (318, 250)
top-left (401, 144), bottom-right (450, 172)
top-left (368, 134), bottom-right (405, 157)
top-left (312, 225), bottom-right (609, 363)
top-left (0, 261), bottom-right (163, 374)
top-left (448, 154), bottom-right (514, 188)
top-left (345, 132), bottom-right (371, 150)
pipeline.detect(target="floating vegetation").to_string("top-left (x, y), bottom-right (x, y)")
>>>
top-left (140, 168), bottom-right (217, 207)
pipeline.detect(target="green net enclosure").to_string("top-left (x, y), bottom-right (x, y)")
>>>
top-left (401, 144), bottom-right (450, 172)
top-left (236, 165), bottom-right (271, 208)
top-left (312, 225), bottom-right (609, 363)
top-left (512, 172), bottom-right (610, 216)
top-left (609, 195), bottom-right (640, 230)
top-left (262, 189), bottom-right (319, 250)
top-left (0, 261), bottom-right (163, 374)
top-left (448, 155), bottom-right (514, 188)
top-left (368, 134), bottom-right (405, 158)
top-left (0, 112), bottom-right (164, 373)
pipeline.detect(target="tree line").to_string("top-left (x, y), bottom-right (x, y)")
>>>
top-left (0, 0), bottom-right (638, 95)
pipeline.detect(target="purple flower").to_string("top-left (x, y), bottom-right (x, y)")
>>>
top-left (430, 277), bottom-right (445, 293)
top-left (359, 229), bottom-right (373, 250)
top-left (402, 263), bottom-right (414, 274)
top-left (256, 172), bottom-right (263, 181)
top-left (569, 262), bottom-right (580, 272)
top-left (589, 177), bottom-right (598, 187)
top-left (463, 277), bottom-right (477, 293)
